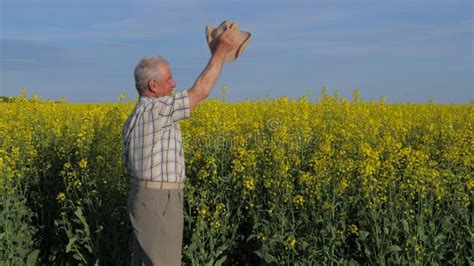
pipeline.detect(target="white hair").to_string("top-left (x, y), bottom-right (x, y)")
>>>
top-left (134, 56), bottom-right (169, 95)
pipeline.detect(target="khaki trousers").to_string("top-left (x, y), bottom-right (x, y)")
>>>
top-left (127, 184), bottom-right (184, 266)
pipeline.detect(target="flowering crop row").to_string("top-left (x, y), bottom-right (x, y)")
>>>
top-left (0, 90), bottom-right (472, 265)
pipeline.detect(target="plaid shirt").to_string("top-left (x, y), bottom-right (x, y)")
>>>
top-left (122, 90), bottom-right (191, 183)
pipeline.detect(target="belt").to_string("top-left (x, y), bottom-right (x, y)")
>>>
top-left (132, 180), bottom-right (184, 190)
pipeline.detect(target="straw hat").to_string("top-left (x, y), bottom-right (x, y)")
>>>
top-left (206, 21), bottom-right (251, 62)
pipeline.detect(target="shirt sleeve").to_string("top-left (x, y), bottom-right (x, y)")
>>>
top-left (156, 89), bottom-right (191, 124)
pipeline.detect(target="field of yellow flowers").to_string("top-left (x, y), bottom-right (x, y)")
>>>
top-left (0, 89), bottom-right (472, 265)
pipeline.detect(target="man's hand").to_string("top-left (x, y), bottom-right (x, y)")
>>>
top-left (213, 24), bottom-right (241, 59)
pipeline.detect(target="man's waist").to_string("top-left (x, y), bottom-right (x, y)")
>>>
top-left (132, 180), bottom-right (184, 190)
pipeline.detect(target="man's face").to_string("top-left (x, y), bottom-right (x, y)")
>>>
top-left (148, 64), bottom-right (176, 97)
top-left (157, 64), bottom-right (176, 96)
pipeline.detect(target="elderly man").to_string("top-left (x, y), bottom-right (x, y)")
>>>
top-left (122, 26), bottom-right (241, 265)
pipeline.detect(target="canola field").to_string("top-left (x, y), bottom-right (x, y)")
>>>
top-left (0, 90), bottom-right (472, 265)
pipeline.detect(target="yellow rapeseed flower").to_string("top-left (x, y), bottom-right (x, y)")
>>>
top-left (340, 178), bottom-right (349, 191)
top-left (349, 224), bottom-right (358, 235)
top-left (78, 159), bottom-right (87, 169)
top-left (199, 207), bottom-right (207, 216)
top-left (243, 177), bottom-right (255, 191)
top-left (293, 195), bottom-right (305, 207)
top-left (74, 180), bottom-right (82, 189)
top-left (287, 235), bottom-right (297, 248)
top-left (56, 192), bottom-right (66, 202)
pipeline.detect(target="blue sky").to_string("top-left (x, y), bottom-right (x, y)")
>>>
top-left (1, 0), bottom-right (472, 103)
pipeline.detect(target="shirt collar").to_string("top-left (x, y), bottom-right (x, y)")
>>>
top-left (139, 95), bottom-right (170, 103)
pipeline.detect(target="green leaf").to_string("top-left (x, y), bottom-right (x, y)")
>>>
top-left (205, 258), bottom-right (214, 266)
top-left (72, 253), bottom-right (83, 261)
top-left (385, 245), bottom-right (402, 254)
top-left (254, 250), bottom-right (265, 260)
top-left (402, 220), bottom-right (409, 233)
top-left (74, 207), bottom-right (91, 236)
top-left (418, 225), bottom-right (426, 241)
top-left (358, 230), bottom-right (369, 240)
top-left (66, 237), bottom-right (78, 253)
top-left (301, 240), bottom-right (310, 250)
top-left (214, 255), bottom-right (227, 266)
top-left (346, 259), bottom-right (358, 266)
top-left (27, 249), bottom-right (40, 266)
top-left (74, 208), bottom-right (86, 225)
top-left (246, 234), bottom-right (257, 242)
top-left (254, 250), bottom-right (277, 264)
top-left (185, 241), bottom-right (197, 253)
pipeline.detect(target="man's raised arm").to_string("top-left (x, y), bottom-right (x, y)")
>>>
top-left (188, 25), bottom-right (240, 109)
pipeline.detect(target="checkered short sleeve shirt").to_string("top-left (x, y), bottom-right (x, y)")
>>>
top-left (122, 90), bottom-right (191, 183)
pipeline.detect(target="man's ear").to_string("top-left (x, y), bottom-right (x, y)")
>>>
top-left (148, 79), bottom-right (155, 92)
